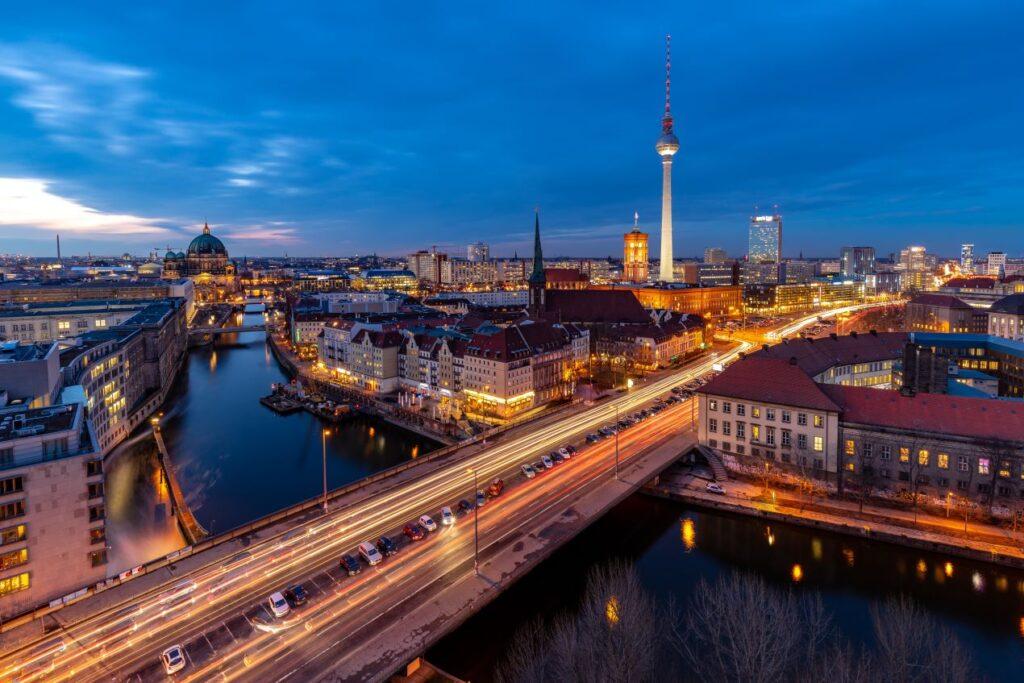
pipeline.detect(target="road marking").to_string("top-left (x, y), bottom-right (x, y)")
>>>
top-left (203, 633), bottom-right (216, 652)
top-left (222, 621), bottom-right (239, 643)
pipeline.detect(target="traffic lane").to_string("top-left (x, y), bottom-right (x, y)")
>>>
top-left (239, 411), bottom-right (689, 682)
top-left (225, 412), bottom-right (688, 680)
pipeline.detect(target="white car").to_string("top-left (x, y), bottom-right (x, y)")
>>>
top-left (419, 514), bottom-right (438, 532)
top-left (705, 482), bottom-right (726, 495)
top-left (521, 463), bottom-right (537, 479)
top-left (557, 447), bottom-right (571, 459)
top-left (268, 591), bottom-right (290, 618)
top-left (358, 541), bottom-right (383, 565)
top-left (541, 455), bottom-right (554, 469)
top-left (440, 506), bottom-right (455, 526)
top-left (161, 644), bottom-right (187, 675)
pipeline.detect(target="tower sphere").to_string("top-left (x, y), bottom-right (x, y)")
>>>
top-left (656, 132), bottom-right (679, 156)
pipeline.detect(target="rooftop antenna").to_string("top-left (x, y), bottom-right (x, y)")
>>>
top-left (662, 34), bottom-right (673, 133)
top-left (633, 211), bottom-right (640, 229)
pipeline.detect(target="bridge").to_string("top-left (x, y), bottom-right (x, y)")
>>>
top-left (187, 324), bottom-right (268, 335)
top-left (0, 341), bottom-right (746, 682)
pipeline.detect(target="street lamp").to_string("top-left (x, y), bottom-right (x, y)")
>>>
top-left (468, 467), bottom-right (479, 575)
top-left (321, 428), bottom-right (331, 514)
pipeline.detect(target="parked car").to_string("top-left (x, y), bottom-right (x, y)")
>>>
top-left (487, 478), bottom-right (505, 497)
top-left (520, 463), bottom-right (537, 479)
top-left (339, 554), bottom-right (362, 576)
top-left (403, 523), bottom-right (426, 541)
top-left (358, 541), bottom-right (383, 566)
top-left (476, 490), bottom-right (487, 507)
top-left (419, 514), bottom-right (438, 532)
top-left (284, 584), bottom-right (307, 607)
top-left (457, 498), bottom-right (475, 515)
top-left (268, 591), bottom-right (290, 618)
top-left (377, 536), bottom-right (398, 557)
top-left (541, 455), bottom-right (554, 469)
top-left (533, 460), bottom-right (546, 473)
top-left (586, 433), bottom-right (601, 443)
top-left (550, 451), bottom-right (564, 465)
top-left (441, 506), bottom-right (455, 526)
top-left (705, 482), bottom-right (726, 495)
top-left (161, 645), bottom-right (187, 675)
top-left (557, 447), bottom-right (571, 458)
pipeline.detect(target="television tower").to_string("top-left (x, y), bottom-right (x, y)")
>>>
top-left (656, 34), bottom-right (680, 282)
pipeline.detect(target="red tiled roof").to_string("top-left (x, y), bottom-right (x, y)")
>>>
top-left (543, 267), bottom-right (589, 283)
top-left (751, 331), bottom-right (908, 377)
top-left (698, 356), bottom-right (842, 412)
top-left (465, 321), bottom-right (570, 362)
top-left (942, 276), bottom-right (996, 289)
top-left (908, 294), bottom-right (972, 310)
top-left (540, 289), bottom-right (650, 324)
top-left (821, 385), bottom-right (1024, 444)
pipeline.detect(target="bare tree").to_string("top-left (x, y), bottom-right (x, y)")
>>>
top-left (870, 596), bottom-right (974, 683)
top-left (669, 573), bottom-right (832, 683)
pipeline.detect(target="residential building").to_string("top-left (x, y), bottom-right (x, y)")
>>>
top-left (594, 314), bottom-right (705, 372)
top-left (0, 342), bottom-right (62, 408)
top-left (466, 242), bottom-right (489, 262)
top-left (704, 247), bottom-right (728, 264)
top-left (751, 331), bottom-right (908, 389)
top-left (406, 250), bottom-right (448, 287)
top-left (902, 333), bottom-right (1024, 399)
top-left (988, 294), bottom-right (1024, 342)
top-left (0, 280), bottom-right (195, 322)
top-left (987, 252), bottom-right (1007, 277)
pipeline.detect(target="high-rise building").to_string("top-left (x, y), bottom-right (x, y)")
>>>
top-left (960, 243), bottom-right (975, 274)
top-left (748, 213), bottom-right (782, 264)
top-left (656, 35), bottom-right (679, 282)
top-left (899, 245), bottom-right (932, 291)
top-left (840, 246), bottom-right (876, 277)
top-left (988, 251), bottom-right (1007, 277)
top-left (704, 247), bottom-right (727, 264)
top-left (406, 249), bottom-right (448, 286)
top-left (466, 242), bottom-right (489, 262)
top-left (623, 212), bottom-right (649, 284)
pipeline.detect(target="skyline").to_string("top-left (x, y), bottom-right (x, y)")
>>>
top-left (1, 2), bottom-right (1022, 257)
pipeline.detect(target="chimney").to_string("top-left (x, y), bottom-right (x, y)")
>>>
top-left (869, 329), bottom-right (878, 336)
top-left (850, 331), bottom-right (858, 338)
top-left (830, 333), bottom-right (838, 340)
top-left (762, 344), bottom-right (770, 352)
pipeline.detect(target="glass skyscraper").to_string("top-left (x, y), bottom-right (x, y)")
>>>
top-left (748, 214), bottom-right (782, 264)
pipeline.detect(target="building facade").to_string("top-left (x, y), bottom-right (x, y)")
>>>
top-left (623, 223), bottom-right (650, 284)
top-left (988, 294), bottom-right (1024, 342)
top-left (905, 294), bottom-right (988, 334)
top-left (748, 214), bottom-right (782, 265)
top-left (840, 247), bottom-right (876, 277)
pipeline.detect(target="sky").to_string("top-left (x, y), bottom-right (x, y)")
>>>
top-left (0, 2), bottom-right (1021, 259)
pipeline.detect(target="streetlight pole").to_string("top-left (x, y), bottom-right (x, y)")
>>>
top-left (469, 468), bottom-right (479, 575)
top-left (321, 428), bottom-right (331, 514)
top-left (614, 403), bottom-right (620, 481)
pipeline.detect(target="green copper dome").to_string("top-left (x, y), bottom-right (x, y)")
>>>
top-left (187, 223), bottom-right (227, 256)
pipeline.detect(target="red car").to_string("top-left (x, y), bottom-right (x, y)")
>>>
top-left (403, 523), bottom-right (426, 541)
top-left (487, 478), bottom-right (505, 498)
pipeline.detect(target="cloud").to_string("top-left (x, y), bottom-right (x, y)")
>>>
top-left (227, 177), bottom-right (259, 187)
top-left (222, 225), bottom-right (300, 243)
top-left (0, 177), bottom-right (169, 236)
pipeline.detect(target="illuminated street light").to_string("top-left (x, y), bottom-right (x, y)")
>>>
top-left (321, 429), bottom-right (331, 514)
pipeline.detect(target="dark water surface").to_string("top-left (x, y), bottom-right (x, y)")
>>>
top-left (428, 495), bottom-right (1024, 682)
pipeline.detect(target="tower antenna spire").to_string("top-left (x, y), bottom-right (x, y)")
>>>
top-left (662, 34), bottom-right (673, 133)
top-left (634, 211), bottom-right (639, 228)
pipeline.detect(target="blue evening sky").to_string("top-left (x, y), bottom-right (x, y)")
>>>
top-left (0, 2), bottom-right (1021, 259)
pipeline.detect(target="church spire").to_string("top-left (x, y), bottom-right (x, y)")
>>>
top-left (529, 208), bottom-right (545, 285)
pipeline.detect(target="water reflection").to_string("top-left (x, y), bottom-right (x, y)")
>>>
top-left (428, 495), bottom-right (1024, 683)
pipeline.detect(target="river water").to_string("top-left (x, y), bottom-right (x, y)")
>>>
top-left (105, 306), bottom-right (1024, 681)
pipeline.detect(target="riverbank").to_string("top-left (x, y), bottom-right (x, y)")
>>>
top-left (646, 466), bottom-right (1024, 570)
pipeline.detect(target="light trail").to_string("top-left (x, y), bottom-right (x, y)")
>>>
top-left (765, 300), bottom-right (900, 340)
top-left (0, 340), bottom-right (747, 682)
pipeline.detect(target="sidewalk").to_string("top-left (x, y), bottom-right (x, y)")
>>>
top-left (648, 470), bottom-right (1024, 569)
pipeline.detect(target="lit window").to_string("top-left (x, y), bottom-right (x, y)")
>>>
top-left (813, 415), bottom-right (824, 428)
top-left (845, 439), bottom-right (856, 456)
top-left (937, 453), bottom-right (949, 470)
top-left (708, 400), bottom-right (718, 411)
top-left (899, 447), bottom-right (910, 463)
top-left (0, 572), bottom-right (29, 597)
top-left (918, 450), bottom-right (929, 467)
top-left (752, 407), bottom-right (761, 419)
top-left (978, 458), bottom-right (990, 476)
top-left (751, 425), bottom-right (761, 442)
top-left (813, 436), bottom-right (824, 452)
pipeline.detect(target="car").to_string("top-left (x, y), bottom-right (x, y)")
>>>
top-left (533, 460), bottom-right (546, 473)
top-left (586, 433), bottom-right (601, 443)
top-left (599, 426), bottom-right (616, 437)
top-left (476, 491), bottom-right (487, 507)
top-left (441, 506), bottom-right (455, 526)
top-left (705, 482), bottom-right (726, 495)
top-left (284, 584), bottom-right (307, 607)
top-left (541, 455), bottom-right (554, 469)
top-left (487, 478), bottom-right (505, 497)
top-left (403, 523), bottom-right (426, 541)
top-left (419, 514), bottom-right (438, 532)
top-left (457, 498), bottom-right (475, 515)
top-left (558, 447), bottom-right (571, 458)
top-left (550, 451), bottom-right (564, 465)
top-left (268, 591), bottom-right (290, 618)
top-left (358, 541), bottom-right (383, 565)
top-left (520, 463), bottom-right (537, 479)
top-left (671, 386), bottom-right (685, 394)
top-left (376, 536), bottom-right (398, 557)
top-left (161, 645), bottom-right (187, 675)
top-left (339, 554), bottom-right (362, 576)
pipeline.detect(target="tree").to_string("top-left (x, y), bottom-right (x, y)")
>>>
top-left (869, 596), bottom-right (974, 683)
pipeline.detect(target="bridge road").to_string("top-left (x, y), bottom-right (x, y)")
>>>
top-left (0, 341), bottom-right (748, 683)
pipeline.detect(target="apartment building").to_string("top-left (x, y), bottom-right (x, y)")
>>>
top-left (905, 294), bottom-right (988, 334)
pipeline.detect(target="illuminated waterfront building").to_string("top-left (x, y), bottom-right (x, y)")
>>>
top-left (162, 223), bottom-right (238, 302)
top-left (623, 212), bottom-right (650, 284)
top-left (656, 35), bottom-right (679, 282)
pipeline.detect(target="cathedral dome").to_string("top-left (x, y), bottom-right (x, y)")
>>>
top-left (187, 223), bottom-right (227, 256)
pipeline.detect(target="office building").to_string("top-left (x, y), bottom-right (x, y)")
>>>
top-left (905, 294), bottom-right (988, 334)
top-left (466, 242), bottom-right (489, 262)
top-left (840, 247), bottom-right (875, 277)
top-left (988, 294), bottom-right (1024, 342)
top-left (704, 248), bottom-right (728, 264)
top-left (987, 252), bottom-right (1007, 277)
top-left (697, 262), bottom-right (739, 288)
top-left (406, 250), bottom-right (448, 287)
top-left (623, 213), bottom-right (650, 284)
top-left (743, 280), bottom-right (866, 315)
top-left (780, 260), bottom-right (817, 284)
top-left (655, 35), bottom-right (680, 282)
top-left (0, 401), bottom-right (107, 618)
top-left (960, 244), bottom-right (975, 274)
top-left (748, 214), bottom-right (782, 265)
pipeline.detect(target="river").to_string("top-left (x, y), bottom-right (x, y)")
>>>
top-left (104, 306), bottom-right (1024, 681)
